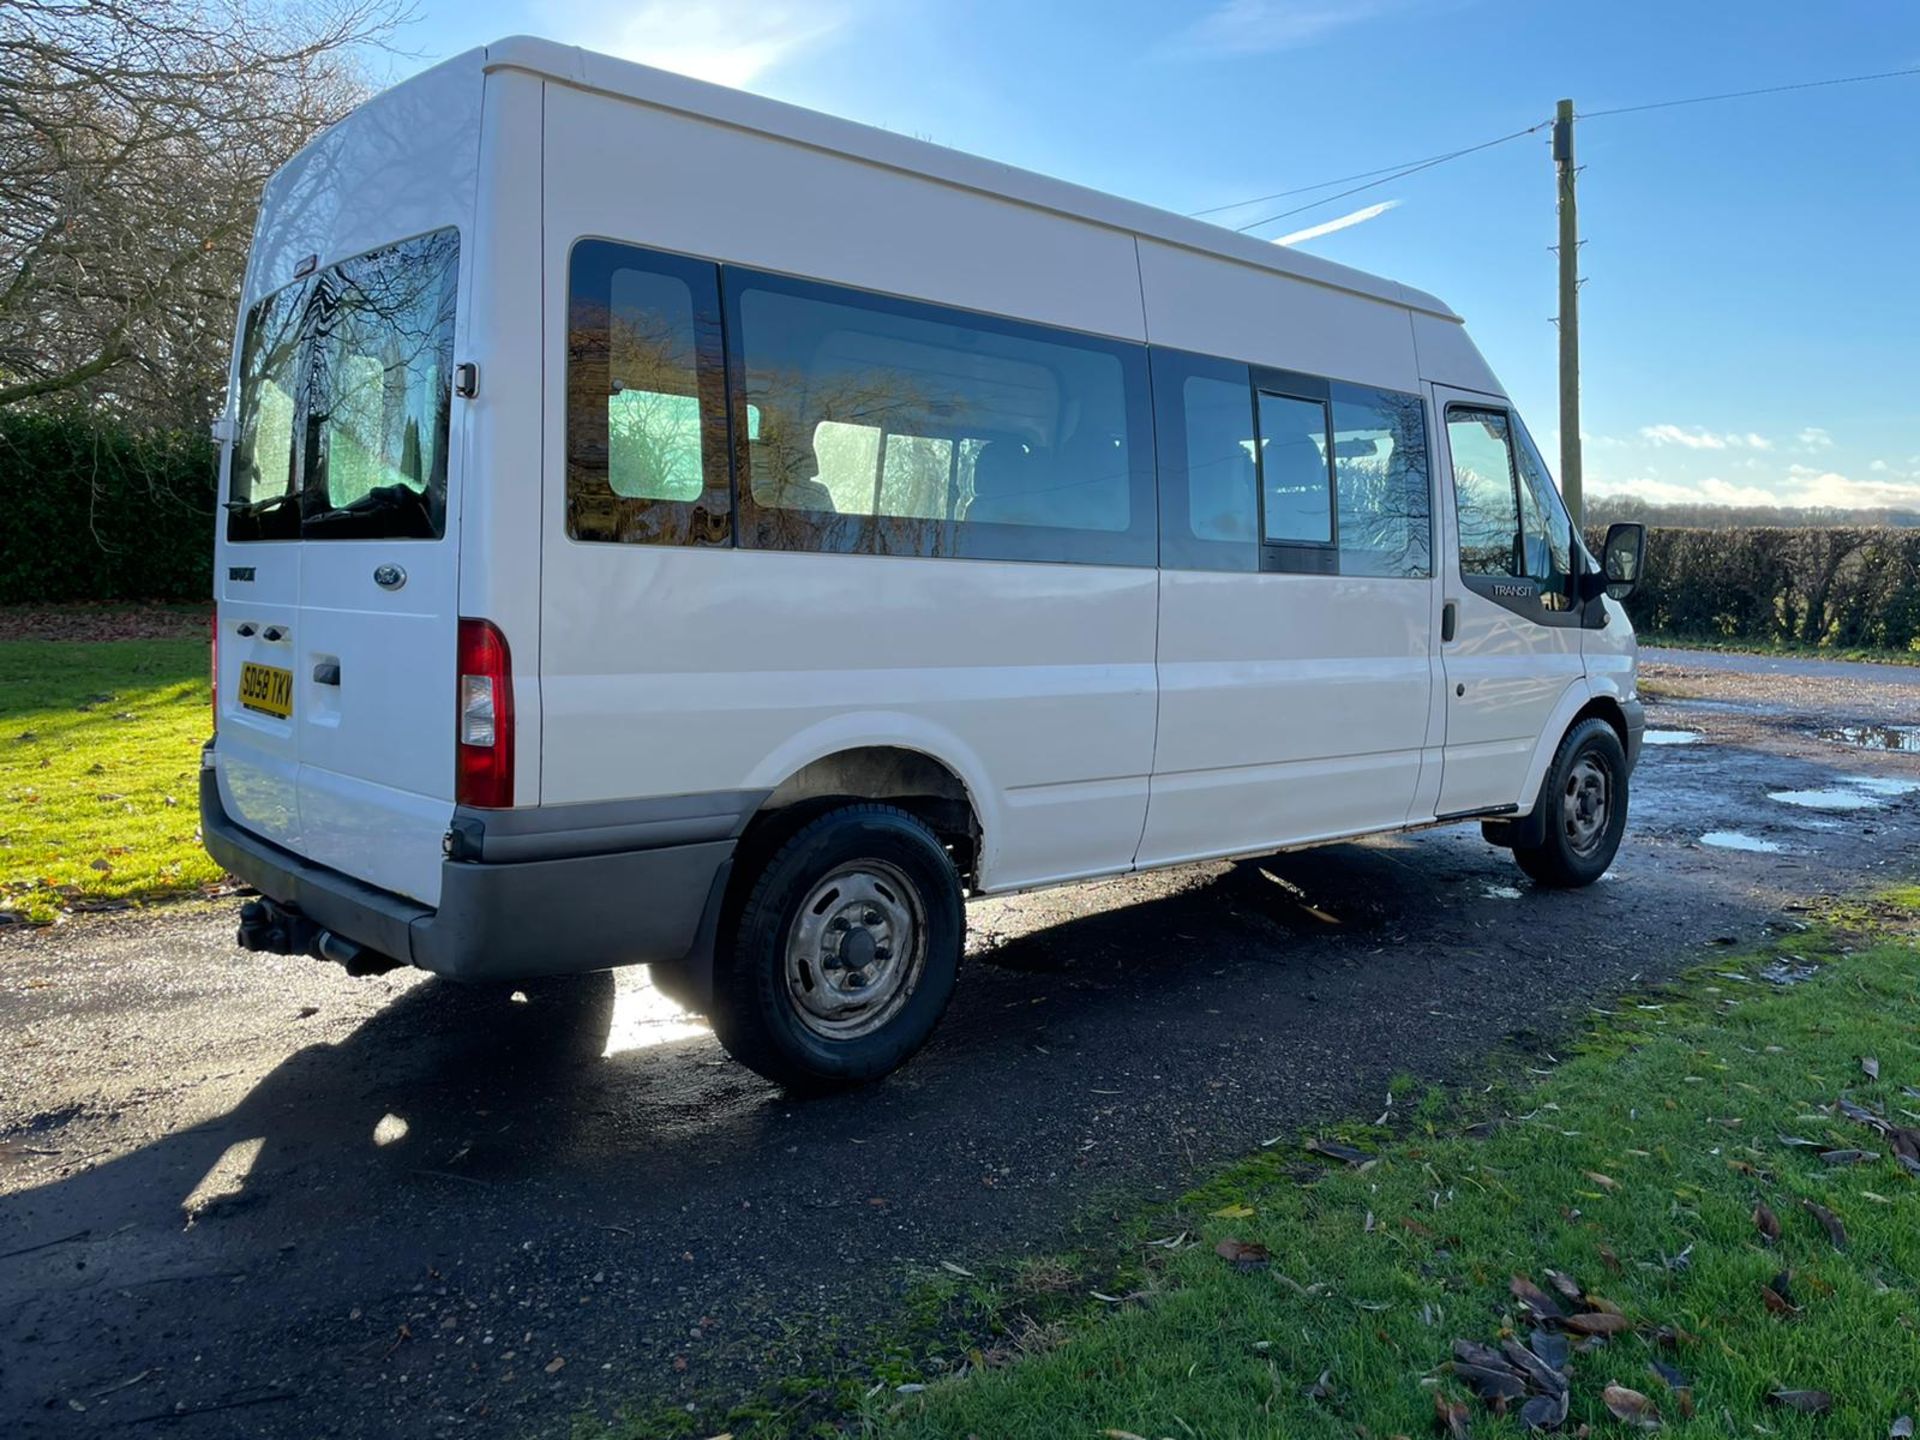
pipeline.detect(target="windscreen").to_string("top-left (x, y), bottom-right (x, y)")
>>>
top-left (228, 228), bottom-right (459, 542)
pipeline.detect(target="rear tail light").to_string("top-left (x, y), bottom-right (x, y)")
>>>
top-left (456, 618), bottom-right (514, 808)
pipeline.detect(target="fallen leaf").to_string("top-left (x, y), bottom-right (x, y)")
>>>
top-left (940, 1260), bottom-right (976, 1278)
top-left (1453, 1362), bottom-right (1527, 1404)
top-left (1452, 1339), bottom-right (1508, 1371)
top-left (544, 1356), bottom-right (566, 1375)
top-left (1544, 1270), bottom-right (1583, 1303)
top-left (1754, 1200), bottom-right (1781, 1244)
top-left (1820, 1148), bottom-right (1879, 1166)
top-left (1583, 1171), bottom-right (1619, 1192)
top-left (1102, 1431), bottom-right (1150, 1440)
top-left (1602, 1383), bottom-right (1660, 1429)
top-left (1863, 1056), bottom-right (1881, 1081)
top-left (1802, 1199), bottom-right (1848, 1249)
top-left (1305, 1137), bottom-right (1376, 1166)
top-left (1762, 1271), bottom-right (1799, 1316)
top-left (1838, 1096), bottom-right (1890, 1133)
top-left (1529, 1329), bottom-right (1570, 1371)
top-left (1520, 1390), bottom-right (1569, 1432)
top-left (1214, 1238), bottom-right (1269, 1271)
top-left (1509, 1274), bottom-right (1566, 1322)
top-left (1501, 1338), bottom-right (1569, 1394)
top-left (1891, 1415), bottom-right (1914, 1439)
top-left (1433, 1391), bottom-right (1472, 1437)
top-left (1303, 1368), bottom-right (1334, 1402)
top-left (1563, 1311), bottom-right (1632, 1336)
top-left (1777, 1135), bottom-right (1822, 1149)
top-left (1211, 1202), bottom-right (1255, 1218)
top-left (1767, 1388), bottom-right (1834, 1415)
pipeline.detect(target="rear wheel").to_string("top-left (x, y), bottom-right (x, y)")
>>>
top-left (710, 804), bottom-right (963, 1090)
top-left (1513, 717), bottom-right (1629, 888)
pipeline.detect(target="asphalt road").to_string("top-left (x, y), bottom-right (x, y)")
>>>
top-left (5, 658), bottom-right (1920, 1437)
top-left (1640, 645), bottom-right (1920, 686)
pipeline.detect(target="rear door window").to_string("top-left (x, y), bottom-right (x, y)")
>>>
top-left (227, 228), bottom-right (461, 542)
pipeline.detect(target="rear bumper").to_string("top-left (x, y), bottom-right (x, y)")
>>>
top-left (200, 763), bottom-right (742, 983)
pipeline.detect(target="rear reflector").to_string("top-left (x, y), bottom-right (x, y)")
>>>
top-left (455, 618), bottom-right (513, 808)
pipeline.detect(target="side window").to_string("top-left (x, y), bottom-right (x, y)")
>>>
top-left (1446, 408), bottom-right (1523, 577)
top-left (567, 240), bottom-right (731, 545)
top-left (1331, 385), bottom-right (1431, 578)
top-left (1150, 348), bottom-right (1257, 572)
top-left (1256, 391), bottom-right (1333, 545)
top-left (726, 270), bottom-right (1155, 566)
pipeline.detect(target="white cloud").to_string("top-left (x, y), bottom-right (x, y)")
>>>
top-left (1598, 466), bottom-right (1920, 511)
top-left (542, 0), bottom-right (851, 87)
top-left (1796, 426), bottom-right (1835, 451)
top-left (1174, 0), bottom-right (1396, 57)
top-left (1870, 459), bottom-right (1890, 472)
top-left (1637, 424), bottom-right (1773, 451)
top-left (1272, 199), bottom-right (1399, 247)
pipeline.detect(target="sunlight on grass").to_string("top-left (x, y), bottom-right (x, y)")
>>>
top-left (881, 911), bottom-right (1920, 1438)
top-left (0, 638), bottom-right (218, 924)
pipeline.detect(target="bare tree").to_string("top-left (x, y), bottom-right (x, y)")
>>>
top-left (0, 0), bottom-right (406, 425)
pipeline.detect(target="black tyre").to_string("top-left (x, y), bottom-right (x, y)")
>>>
top-left (710, 804), bottom-right (963, 1090)
top-left (1512, 717), bottom-right (1629, 888)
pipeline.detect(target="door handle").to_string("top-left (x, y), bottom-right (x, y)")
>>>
top-left (1441, 600), bottom-right (1458, 644)
top-left (312, 662), bottom-right (341, 686)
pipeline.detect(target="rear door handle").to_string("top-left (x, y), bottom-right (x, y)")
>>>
top-left (312, 662), bottom-right (341, 686)
top-left (1441, 601), bottom-right (1458, 644)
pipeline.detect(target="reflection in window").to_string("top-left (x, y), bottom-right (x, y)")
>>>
top-left (1257, 392), bottom-right (1332, 545)
top-left (566, 241), bottom-right (730, 545)
top-left (732, 277), bottom-right (1149, 563)
top-left (1448, 409), bottom-right (1523, 577)
top-left (1332, 387), bottom-right (1430, 578)
top-left (228, 280), bottom-right (308, 542)
top-left (303, 229), bottom-right (459, 539)
top-left (1513, 420), bottom-right (1574, 605)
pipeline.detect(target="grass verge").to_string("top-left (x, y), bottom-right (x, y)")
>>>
top-left (1638, 633), bottom-right (1920, 667)
top-left (1, 637), bottom-right (220, 925)
top-left (860, 890), bottom-right (1920, 1438)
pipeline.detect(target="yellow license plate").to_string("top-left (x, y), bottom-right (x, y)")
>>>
top-left (238, 661), bottom-right (294, 719)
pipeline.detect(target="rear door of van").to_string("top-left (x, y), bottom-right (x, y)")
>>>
top-left (292, 230), bottom-right (465, 907)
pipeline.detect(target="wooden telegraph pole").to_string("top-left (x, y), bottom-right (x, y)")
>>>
top-left (1553, 97), bottom-right (1582, 527)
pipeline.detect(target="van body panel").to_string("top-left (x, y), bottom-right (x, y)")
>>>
top-left (215, 551), bottom-right (303, 849)
top-left (1138, 570), bottom-right (1435, 866)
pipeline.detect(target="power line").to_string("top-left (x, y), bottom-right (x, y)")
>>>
top-left (1227, 123), bottom-right (1548, 233)
top-left (1581, 63), bottom-right (1920, 119)
top-left (1193, 62), bottom-right (1920, 235)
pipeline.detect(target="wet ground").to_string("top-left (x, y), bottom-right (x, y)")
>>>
top-left (4, 654), bottom-right (1920, 1437)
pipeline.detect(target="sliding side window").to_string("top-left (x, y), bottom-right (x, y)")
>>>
top-left (726, 269), bottom-right (1155, 565)
top-left (1331, 385), bottom-right (1431, 578)
top-left (566, 240), bottom-right (732, 545)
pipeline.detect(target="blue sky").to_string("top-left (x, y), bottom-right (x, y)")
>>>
top-left (391, 0), bottom-right (1920, 511)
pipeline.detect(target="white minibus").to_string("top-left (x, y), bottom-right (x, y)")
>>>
top-left (202, 37), bottom-right (1648, 1088)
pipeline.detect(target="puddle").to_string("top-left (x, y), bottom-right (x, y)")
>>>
top-left (1756, 957), bottom-right (1820, 986)
top-left (1482, 884), bottom-right (1523, 900)
top-left (1643, 730), bottom-right (1701, 746)
top-left (1841, 775), bottom-right (1920, 798)
top-left (1700, 831), bottom-right (1782, 853)
top-left (1819, 722), bottom-right (1920, 753)
top-left (1768, 788), bottom-right (1882, 812)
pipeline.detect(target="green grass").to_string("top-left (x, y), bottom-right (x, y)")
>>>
top-left (865, 894), bottom-right (1920, 1438)
top-left (0, 638), bottom-right (219, 923)
top-left (1639, 632), bottom-right (1920, 667)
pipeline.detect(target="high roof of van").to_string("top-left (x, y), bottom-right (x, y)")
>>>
top-left (475, 35), bottom-right (1460, 323)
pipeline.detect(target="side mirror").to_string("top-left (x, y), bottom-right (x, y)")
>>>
top-left (1601, 521), bottom-right (1645, 601)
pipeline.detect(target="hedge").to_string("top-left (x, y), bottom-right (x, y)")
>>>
top-left (0, 410), bottom-right (216, 603)
top-left (1592, 524), bottom-right (1920, 653)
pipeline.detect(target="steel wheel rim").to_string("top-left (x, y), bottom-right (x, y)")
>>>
top-left (1562, 753), bottom-right (1611, 855)
top-left (783, 860), bottom-right (927, 1041)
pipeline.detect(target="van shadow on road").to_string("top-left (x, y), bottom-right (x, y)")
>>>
top-left (3, 734), bottom-right (1916, 1436)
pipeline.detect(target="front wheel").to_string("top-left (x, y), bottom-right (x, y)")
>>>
top-left (1512, 717), bottom-right (1629, 888)
top-left (710, 804), bottom-right (963, 1090)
